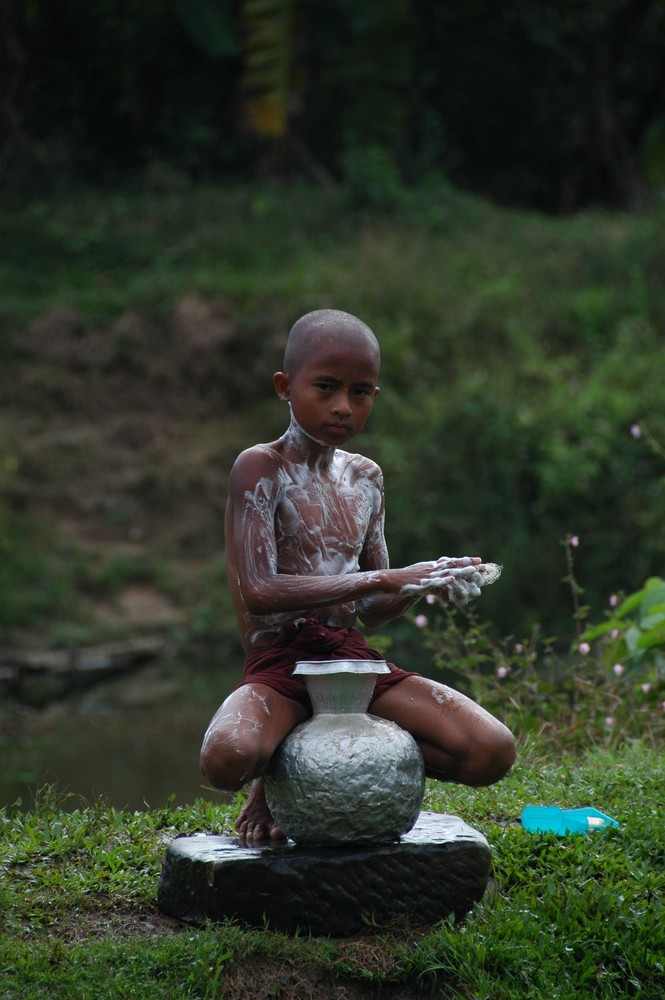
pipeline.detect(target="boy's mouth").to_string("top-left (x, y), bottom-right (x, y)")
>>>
top-left (324, 423), bottom-right (351, 434)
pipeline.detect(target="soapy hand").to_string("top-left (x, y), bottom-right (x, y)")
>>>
top-left (401, 559), bottom-right (502, 607)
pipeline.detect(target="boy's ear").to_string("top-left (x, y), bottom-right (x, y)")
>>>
top-left (273, 371), bottom-right (290, 401)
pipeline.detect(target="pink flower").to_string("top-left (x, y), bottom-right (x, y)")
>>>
top-left (578, 642), bottom-right (591, 655)
top-left (496, 665), bottom-right (509, 679)
top-left (641, 683), bottom-right (651, 694)
top-left (630, 424), bottom-right (642, 439)
top-left (569, 535), bottom-right (580, 547)
top-left (610, 628), bottom-right (620, 640)
top-left (414, 614), bottom-right (428, 629)
top-left (609, 594), bottom-right (619, 608)
top-left (605, 716), bottom-right (615, 728)
top-left (514, 643), bottom-right (524, 654)
top-left (425, 593), bottom-right (437, 605)
top-left (612, 663), bottom-right (625, 677)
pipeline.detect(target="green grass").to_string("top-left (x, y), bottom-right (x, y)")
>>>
top-left (0, 183), bottom-right (354, 330)
top-left (1, 742), bottom-right (663, 999)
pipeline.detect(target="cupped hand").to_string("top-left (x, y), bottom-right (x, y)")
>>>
top-left (399, 557), bottom-right (502, 606)
top-left (394, 555), bottom-right (478, 594)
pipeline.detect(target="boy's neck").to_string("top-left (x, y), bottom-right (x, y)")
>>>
top-left (280, 411), bottom-right (337, 467)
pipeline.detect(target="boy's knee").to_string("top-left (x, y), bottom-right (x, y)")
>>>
top-left (476, 726), bottom-right (516, 786)
top-left (199, 732), bottom-right (259, 792)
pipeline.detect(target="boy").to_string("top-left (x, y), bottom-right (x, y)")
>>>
top-left (200, 309), bottom-right (515, 842)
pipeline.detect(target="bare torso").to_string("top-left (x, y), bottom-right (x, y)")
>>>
top-left (225, 429), bottom-right (385, 650)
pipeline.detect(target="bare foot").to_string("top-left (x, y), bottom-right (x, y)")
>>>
top-left (236, 777), bottom-right (286, 843)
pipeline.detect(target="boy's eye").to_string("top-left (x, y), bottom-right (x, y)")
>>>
top-left (312, 381), bottom-right (374, 397)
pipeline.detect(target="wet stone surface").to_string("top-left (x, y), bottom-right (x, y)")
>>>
top-left (157, 811), bottom-right (492, 936)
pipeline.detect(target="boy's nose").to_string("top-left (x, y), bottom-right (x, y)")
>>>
top-left (331, 393), bottom-right (352, 416)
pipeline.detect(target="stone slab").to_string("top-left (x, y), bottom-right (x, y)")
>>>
top-left (157, 811), bottom-right (491, 936)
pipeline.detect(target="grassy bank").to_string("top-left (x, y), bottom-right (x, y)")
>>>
top-left (1, 740), bottom-right (663, 999)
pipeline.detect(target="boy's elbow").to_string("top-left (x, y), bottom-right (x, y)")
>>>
top-left (241, 580), bottom-right (276, 616)
top-left (243, 590), bottom-right (269, 615)
top-left (356, 599), bottom-right (391, 629)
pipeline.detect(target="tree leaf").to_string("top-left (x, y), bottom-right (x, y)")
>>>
top-left (240, 0), bottom-right (294, 137)
top-left (174, 0), bottom-right (238, 59)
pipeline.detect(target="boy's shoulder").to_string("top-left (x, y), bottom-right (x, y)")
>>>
top-left (228, 441), bottom-right (282, 485)
top-left (333, 447), bottom-right (383, 482)
top-left (229, 442), bottom-right (383, 487)
top-left (231, 440), bottom-right (281, 467)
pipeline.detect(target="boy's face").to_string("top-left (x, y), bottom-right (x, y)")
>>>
top-left (274, 337), bottom-right (380, 448)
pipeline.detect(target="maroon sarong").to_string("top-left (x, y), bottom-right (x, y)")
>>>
top-left (235, 617), bottom-right (419, 709)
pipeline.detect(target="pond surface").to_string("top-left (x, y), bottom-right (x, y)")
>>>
top-left (1, 663), bottom-right (235, 812)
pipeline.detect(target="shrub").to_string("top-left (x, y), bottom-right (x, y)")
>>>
top-left (408, 545), bottom-right (665, 755)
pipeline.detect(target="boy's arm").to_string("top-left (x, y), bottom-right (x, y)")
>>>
top-left (229, 449), bottom-right (482, 617)
top-left (355, 587), bottom-right (421, 628)
top-left (354, 471), bottom-right (425, 627)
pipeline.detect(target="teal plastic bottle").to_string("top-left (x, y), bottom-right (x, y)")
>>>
top-left (521, 806), bottom-right (619, 835)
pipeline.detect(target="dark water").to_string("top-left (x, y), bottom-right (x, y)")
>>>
top-left (0, 664), bottom-right (235, 812)
top-left (1, 647), bottom-right (444, 812)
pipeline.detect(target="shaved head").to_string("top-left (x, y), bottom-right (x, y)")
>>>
top-left (284, 310), bottom-right (380, 376)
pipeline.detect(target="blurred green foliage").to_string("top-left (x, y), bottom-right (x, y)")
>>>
top-left (2, 0), bottom-right (665, 210)
top-left (410, 581), bottom-right (664, 755)
top-left (582, 576), bottom-right (665, 673)
top-left (0, 181), bottom-right (663, 644)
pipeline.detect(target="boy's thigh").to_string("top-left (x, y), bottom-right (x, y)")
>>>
top-left (205, 682), bottom-right (309, 752)
top-left (371, 675), bottom-right (501, 748)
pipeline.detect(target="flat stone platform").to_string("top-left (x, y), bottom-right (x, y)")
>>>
top-left (157, 811), bottom-right (491, 936)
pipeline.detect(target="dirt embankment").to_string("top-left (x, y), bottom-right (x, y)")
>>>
top-left (2, 296), bottom-right (284, 644)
